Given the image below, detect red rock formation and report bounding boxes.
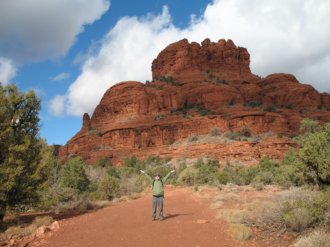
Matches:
[58,39,330,165]
[152,38,259,83]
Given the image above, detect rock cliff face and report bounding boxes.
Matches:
[152,38,259,83]
[58,39,330,165]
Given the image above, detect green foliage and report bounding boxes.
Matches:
[299,123,330,186]
[88,126,101,136]
[107,166,120,179]
[251,188,329,233]
[188,134,198,142]
[216,79,228,84]
[216,164,258,185]
[97,175,120,200]
[225,131,241,140]
[59,157,90,192]
[264,104,277,112]
[178,167,198,186]
[123,156,146,173]
[157,75,182,87]
[244,101,262,108]
[194,159,219,185]
[171,103,215,116]
[210,127,221,136]
[95,157,112,168]
[225,128,252,140]
[240,127,252,137]
[300,118,320,134]
[0,83,48,224]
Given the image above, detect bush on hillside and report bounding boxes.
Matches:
[248,188,329,232]
[210,127,221,136]
[178,167,198,186]
[59,157,90,192]
[97,174,120,200]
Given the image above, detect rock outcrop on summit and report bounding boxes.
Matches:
[58,39,330,165]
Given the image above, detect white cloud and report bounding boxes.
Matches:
[51,0,330,116]
[0,0,110,63]
[0,57,16,84]
[48,95,66,116]
[51,72,70,82]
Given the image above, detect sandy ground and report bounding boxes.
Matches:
[30,187,275,247]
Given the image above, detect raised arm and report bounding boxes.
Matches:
[140,170,153,183]
[162,170,175,183]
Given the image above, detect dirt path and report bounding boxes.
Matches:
[33,187,255,247]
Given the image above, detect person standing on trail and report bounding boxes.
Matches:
[140,169,175,221]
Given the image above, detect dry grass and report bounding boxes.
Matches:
[216,209,250,224]
[293,229,330,247]
[251,182,264,191]
[54,198,110,215]
[4,216,54,237]
[247,187,325,232]
[229,224,252,241]
[214,192,239,203]
[221,183,242,193]
[210,201,224,210]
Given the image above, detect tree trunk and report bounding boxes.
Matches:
[0,202,6,229]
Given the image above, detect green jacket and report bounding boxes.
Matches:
[144,172,173,196]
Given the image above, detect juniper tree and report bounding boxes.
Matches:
[0,83,47,226]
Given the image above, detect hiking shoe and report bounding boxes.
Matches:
[159,217,164,221]
[152,218,156,221]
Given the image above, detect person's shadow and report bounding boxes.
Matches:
[164,213,191,220]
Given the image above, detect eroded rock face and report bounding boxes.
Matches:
[58,39,330,165]
[152,38,259,83]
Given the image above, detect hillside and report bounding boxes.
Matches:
[58,38,330,164]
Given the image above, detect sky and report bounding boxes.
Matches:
[0,0,330,145]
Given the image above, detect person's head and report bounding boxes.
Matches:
[154,174,161,180]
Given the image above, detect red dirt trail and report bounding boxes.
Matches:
[32,187,261,247]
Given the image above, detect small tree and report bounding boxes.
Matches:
[98,174,120,200]
[59,157,90,192]
[299,124,330,186]
[0,84,46,226]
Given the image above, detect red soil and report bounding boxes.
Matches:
[30,187,283,247]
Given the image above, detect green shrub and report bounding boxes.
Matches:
[239,127,252,137]
[178,167,198,186]
[194,159,219,185]
[300,118,320,134]
[216,79,228,84]
[249,188,329,232]
[123,156,146,173]
[97,175,120,200]
[210,127,221,136]
[217,169,232,184]
[225,131,240,140]
[264,104,277,112]
[244,101,262,108]
[189,134,198,142]
[252,171,274,185]
[95,157,112,168]
[299,124,330,186]
[107,166,120,178]
[59,157,89,192]
[158,75,181,87]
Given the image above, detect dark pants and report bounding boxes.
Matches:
[152,195,164,219]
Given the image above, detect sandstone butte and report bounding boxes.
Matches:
[58,38,330,165]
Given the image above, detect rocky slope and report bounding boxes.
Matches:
[58,39,330,165]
